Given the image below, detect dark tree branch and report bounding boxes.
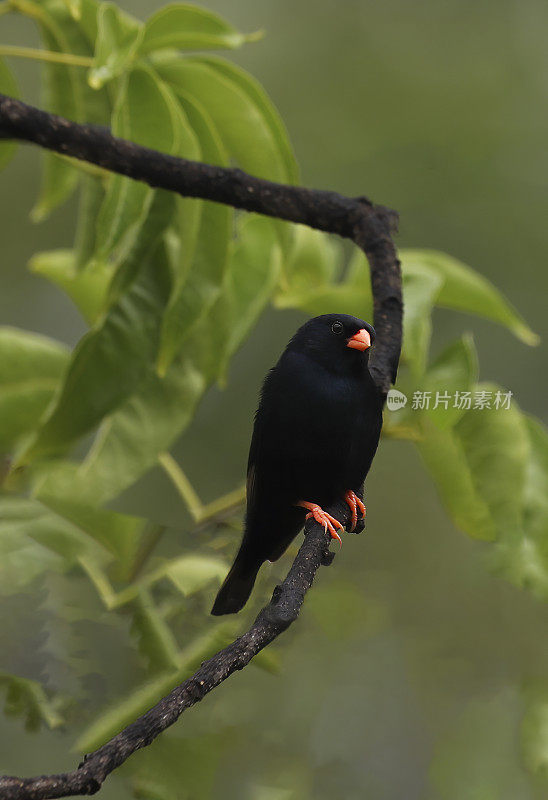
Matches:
[0,93,401,393]
[0,93,402,799]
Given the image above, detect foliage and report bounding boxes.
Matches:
[0,1,546,797]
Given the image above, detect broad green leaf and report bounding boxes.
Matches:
[88,1,143,89]
[418,419,496,541]
[64,0,82,19]
[523,417,548,543]
[456,384,528,534]
[158,91,231,374]
[20,241,172,461]
[30,249,111,324]
[14,0,110,219]
[400,263,443,378]
[193,215,282,385]
[50,218,280,506]
[278,225,340,295]
[106,190,178,307]
[492,416,548,597]
[401,249,539,346]
[422,335,478,428]
[0,498,67,593]
[14,0,82,220]
[222,215,283,367]
[141,3,252,54]
[166,554,228,597]
[0,673,63,731]
[275,246,372,321]
[94,66,199,270]
[0,58,19,170]
[75,620,236,752]
[39,357,206,506]
[0,496,111,570]
[35,475,144,566]
[74,175,105,269]
[199,56,298,184]
[75,0,101,44]
[131,589,181,673]
[156,56,297,184]
[0,327,69,454]
[418,383,529,542]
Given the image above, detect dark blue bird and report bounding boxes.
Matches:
[211,313,383,615]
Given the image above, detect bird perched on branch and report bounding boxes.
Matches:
[211,313,383,615]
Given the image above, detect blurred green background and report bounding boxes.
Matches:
[1,1,547,798]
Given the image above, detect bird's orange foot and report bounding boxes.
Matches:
[296,501,344,546]
[344,490,366,532]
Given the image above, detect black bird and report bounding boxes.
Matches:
[211,313,383,615]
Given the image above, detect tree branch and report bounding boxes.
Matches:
[0,93,401,393]
[0,93,402,798]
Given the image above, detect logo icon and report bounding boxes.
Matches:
[386,389,408,411]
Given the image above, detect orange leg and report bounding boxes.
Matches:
[344,490,366,532]
[296,500,344,546]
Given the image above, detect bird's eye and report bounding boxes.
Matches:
[331,321,344,335]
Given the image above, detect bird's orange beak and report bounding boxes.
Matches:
[346,328,371,351]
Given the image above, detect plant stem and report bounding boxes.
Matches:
[0,45,93,67]
[158,452,203,522]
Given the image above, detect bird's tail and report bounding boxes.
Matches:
[211,549,262,616]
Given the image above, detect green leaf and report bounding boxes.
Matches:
[418,383,529,542]
[140,3,253,54]
[401,249,539,346]
[417,419,496,541]
[50,217,281,506]
[0,58,19,170]
[400,263,443,378]
[199,56,298,184]
[523,417,548,542]
[278,225,340,294]
[166,554,228,597]
[0,498,67,593]
[0,327,69,454]
[73,175,105,269]
[221,216,283,368]
[88,1,143,89]
[35,476,144,566]
[20,240,172,461]
[422,335,478,428]
[156,55,297,184]
[17,0,82,220]
[15,0,110,219]
[38,357,206,506]
[190,215,283,386]
[94,66,199,270]
[275,245,371,321]
[0,672,63,731]
[157,92,231,374]
[0,496,111,571]
[492,416,548,598]
[30,249,111,324]
[62,0,82,19]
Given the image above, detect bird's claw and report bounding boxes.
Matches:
[344,490,366,532]
[297,501,344,547]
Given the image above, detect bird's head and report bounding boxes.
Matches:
[287,314,376,374]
